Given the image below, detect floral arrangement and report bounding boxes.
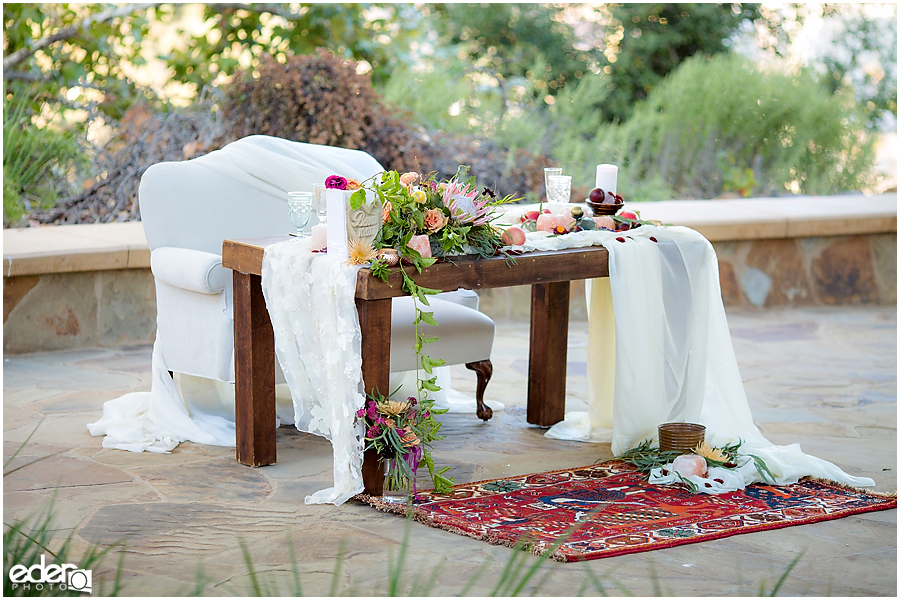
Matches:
[348,166,518,268]
[619,438,775,494]
[356,392,453,495]
[326,167,519,497]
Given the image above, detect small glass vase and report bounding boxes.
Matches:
[382,458,410,505]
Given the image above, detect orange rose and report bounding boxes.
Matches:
[382,201,392,224]
[346,178,361,190]
[423,208,449,233]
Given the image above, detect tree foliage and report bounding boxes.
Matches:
[600,2,760,123]
[423,3,600,96]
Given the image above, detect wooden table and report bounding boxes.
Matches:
[222,236,610,494]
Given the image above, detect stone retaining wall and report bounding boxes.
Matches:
[4,195,896,354]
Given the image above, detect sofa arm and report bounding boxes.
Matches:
[150,247,228,294]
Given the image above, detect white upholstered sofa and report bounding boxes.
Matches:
[139,135,496,423]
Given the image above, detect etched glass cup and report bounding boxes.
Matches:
[547,175,572,204]
[543,167,562,201]
[287,191,314,237]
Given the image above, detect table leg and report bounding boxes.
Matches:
[527,281,570,426]
[233,271,277,466]
[357,297,392,495]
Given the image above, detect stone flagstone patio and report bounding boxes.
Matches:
[2,306,896,596]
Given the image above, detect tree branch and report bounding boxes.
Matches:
[204,3,309,22]
[3,3,159,71]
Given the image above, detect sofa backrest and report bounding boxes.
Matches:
[139,135,385,254]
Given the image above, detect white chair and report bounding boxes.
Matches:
[139,135,496,426]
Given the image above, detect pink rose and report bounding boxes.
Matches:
[407,234,432,258]
[423,208,449,233]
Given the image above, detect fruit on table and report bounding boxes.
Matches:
[588,188,605,204]
[571,206,584,219]
[619,210,638,221]
[500,226,526,246]
[521,210,541,222]
[594,216,615,230]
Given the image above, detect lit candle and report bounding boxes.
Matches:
[310,224,327,250]
[595,164,618,195]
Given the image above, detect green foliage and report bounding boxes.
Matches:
[601,3,759,123]
[621,53,877,198]
[3,3,163,120]
[3,89,85,227]
[168,3,423,91]
[813,10,897,129]
[423,3,599,97]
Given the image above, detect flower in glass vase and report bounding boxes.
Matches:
[356,392,453,497]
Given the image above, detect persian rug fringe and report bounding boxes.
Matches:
[802,476,897,498]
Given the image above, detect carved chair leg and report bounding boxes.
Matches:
[465,359,494,421]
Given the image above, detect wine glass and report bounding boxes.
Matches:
[287,191,314,237]
[313,183,327,226]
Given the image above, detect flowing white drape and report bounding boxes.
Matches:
[538,224,874,489]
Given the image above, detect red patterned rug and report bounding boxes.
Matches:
[358,460,895,562]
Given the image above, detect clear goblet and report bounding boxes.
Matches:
[287,191,314,237]
[313,183,327,225]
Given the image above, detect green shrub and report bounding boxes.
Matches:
[3,89,85,227]
[603,53,878,198]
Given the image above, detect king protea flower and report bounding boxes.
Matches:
[441,181,492,225]
[693,441,729,462]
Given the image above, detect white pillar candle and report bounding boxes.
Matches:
[310,224,327,251]
[595,164,618,195]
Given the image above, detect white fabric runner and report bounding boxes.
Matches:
[531,223,875,489]
[260,236,367,505]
